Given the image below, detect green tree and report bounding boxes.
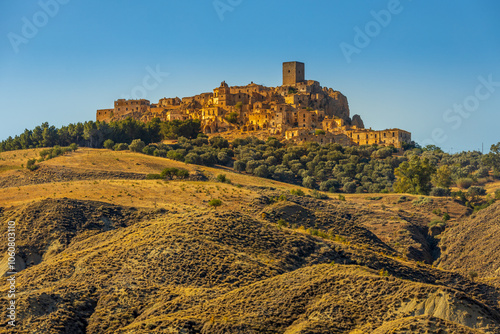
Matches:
[394,155,436,195]
[432,165,452,188]
[483,142,500,175]
[129,139,146,152]
[103,139,115,149]
[253,165,269,178]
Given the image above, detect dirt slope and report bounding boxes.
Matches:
[437,201,500,279]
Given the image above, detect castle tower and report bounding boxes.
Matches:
[283,61,305,86]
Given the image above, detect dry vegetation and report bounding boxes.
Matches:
[0,148,499,333]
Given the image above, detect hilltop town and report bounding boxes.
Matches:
[97,62,411,147]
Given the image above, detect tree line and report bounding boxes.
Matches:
[0,118,201,152]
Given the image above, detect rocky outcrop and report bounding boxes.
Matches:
[352,114,365,128]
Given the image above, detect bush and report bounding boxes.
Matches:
[343,182,357,194]
[114,143,129,151]
[442,212,451,221]
[146,173,162,179]
[103,139,115,150]
[166,150,185,161]
[412,196,433,206]
[476,166,490,178]
[129,139,146,153]
[161,167,189,179]
[254,165,269,178]
[467,186,486,202]
[26,159,38,171]
[69,143,78,151]
[302,176,316,189]
[208,199,222,208]
[338,194,346,201]
[184,152,201,164]
[495,189,500,200]
[216,174,230,183]
[290,189,305,196]
[430,187,451,197]
[456,178,474,189]
[142,145,156,155]
[234,160,246,172]
[311,190,328,199]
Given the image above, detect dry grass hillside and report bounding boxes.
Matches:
[437,201,500,280]
[0,148,499,333]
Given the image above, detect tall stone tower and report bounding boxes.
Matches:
[283,61,305,86]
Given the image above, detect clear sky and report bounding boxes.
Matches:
[1,0,499,152]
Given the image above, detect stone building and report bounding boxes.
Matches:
[97,62,411,148]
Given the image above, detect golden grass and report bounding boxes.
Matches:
[0,179,259,211]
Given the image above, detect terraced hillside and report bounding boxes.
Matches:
[0,148,499,333]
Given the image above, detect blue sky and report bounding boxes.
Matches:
[1,0,499,152]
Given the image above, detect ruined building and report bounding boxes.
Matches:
[97,62,411,147]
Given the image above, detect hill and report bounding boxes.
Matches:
[437,201,500,280]
[0,148,499,333]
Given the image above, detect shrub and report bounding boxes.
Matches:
[467,186,486,202]
[495,189,500,200]
[290,189,305,196]
[442,212,451,221]
[176,169,189,179]
[160,167,189,179]
[338,194,346,201]
[129,139,146,152]
[26,159,38,171]
[311,190,328,199]
[254,165,269,178]
[343,182,357,194]
[456,178,474,189]
[142,145,156,155]
[166,150,185,161]
[451,190,467,203]
[302,176,316,189]
[476,167,490,178]
[216,174,230,183]
[208,199,222,209]
[430,187,451,197]
[114,143,129,151]
[103,139,115,150]
[69,143,78,151]
[184,152,201,164]
[146,173,162,179]
[412,196,433,206]
[234,160,246,172]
